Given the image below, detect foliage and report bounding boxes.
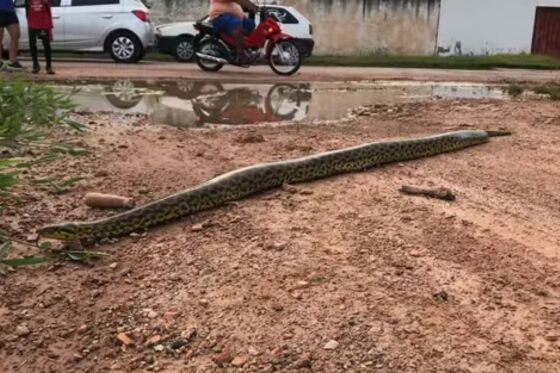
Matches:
[306,53,560,70]
[0,79,85,193]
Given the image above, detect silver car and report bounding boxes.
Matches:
[3,0,155,63]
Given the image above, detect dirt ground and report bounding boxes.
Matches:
[2,93,560,373]
[27,60,560,83]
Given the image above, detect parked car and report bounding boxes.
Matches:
[155,5,314,62]
[2,0,156,63]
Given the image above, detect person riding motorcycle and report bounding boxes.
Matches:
[208,0,258,65]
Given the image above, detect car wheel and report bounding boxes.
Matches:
[107,31,143,63]
[174,36,194,62]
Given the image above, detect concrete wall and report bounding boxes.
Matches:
[437,0,560,55]
[150,0,441,55]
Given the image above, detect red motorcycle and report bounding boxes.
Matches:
[193,10,302,76]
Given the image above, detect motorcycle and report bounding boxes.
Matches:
[193,9,303,76]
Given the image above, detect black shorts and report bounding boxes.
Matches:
[0,11,19,28]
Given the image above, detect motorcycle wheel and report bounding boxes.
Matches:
[268,40,302,76]
[196,39,225,72]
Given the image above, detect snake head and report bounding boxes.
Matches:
[37,223,79,242]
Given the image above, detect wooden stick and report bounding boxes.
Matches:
[399,185,456,201]
[84,193,135,209]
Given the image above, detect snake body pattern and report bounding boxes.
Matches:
[37,130,509,245]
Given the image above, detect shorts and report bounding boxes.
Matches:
[0,11,18,28]
[212,13,255,34]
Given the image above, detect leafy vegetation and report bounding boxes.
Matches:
[0,79,85,194]
[0,79,90,269]
[306,54,560,70]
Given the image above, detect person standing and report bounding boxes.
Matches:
[26,0,54,74]
[0,0,23,70]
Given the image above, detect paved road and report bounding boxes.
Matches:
[27,59,560,83]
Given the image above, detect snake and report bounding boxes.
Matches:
[37,129,510,246]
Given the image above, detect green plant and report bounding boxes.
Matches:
[534,82,560,100]
[0,79,91,269]
[0,79,85,193]
[506,84,525,97]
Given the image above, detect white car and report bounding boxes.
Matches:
[3,0,156,63]
[155,5,314,62]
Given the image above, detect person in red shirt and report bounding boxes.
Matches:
[25,0,54,74]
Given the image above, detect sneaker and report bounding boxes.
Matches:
[6,60,24,71]
[46,67,55,75]
[32,65,40,74]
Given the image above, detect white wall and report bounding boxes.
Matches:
[437,0,560,55]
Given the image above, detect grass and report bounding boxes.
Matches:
[305,54,560,70]
[534,83,560,100]
[21,50,560,70]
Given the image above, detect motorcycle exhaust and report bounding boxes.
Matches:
[196,53,229,64]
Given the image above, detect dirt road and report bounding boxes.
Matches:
[30,60,560,83]
[1,94,560,372]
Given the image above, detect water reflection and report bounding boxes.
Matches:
[60,79,513,128]
[69,80,312,127]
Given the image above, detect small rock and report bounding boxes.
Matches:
[117,332,133,346]
[147,310,158,319]
[147,335,162,345]
[109,262,118,269]
[170,338,189,350]
[545,334,560,342]
[272,303,284,312]
[282,183,299,194]
[409,250,422,257]
[433,290,449,303]
[153,344,165,352]
[212,350,233,365]
[163,311,179,322]
[191,224,204,232]
[231,355,248,367]
[16,324,31,337]
[181,327,197,341]
[199,299,209,307]
[247,346,259,356]
[77,324,89,334]
[143,354,155,364]
[294,352,312,368]
[268,242,285,251]
[323,340,339,350]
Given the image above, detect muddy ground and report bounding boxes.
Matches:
[1,94,560,373]
[29,60,560,84]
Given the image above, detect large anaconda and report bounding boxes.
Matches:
[37,129,509,245]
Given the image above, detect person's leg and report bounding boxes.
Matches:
[6,16,20,63]
[0,27,4,66]
[29,29,40,72]
[43,32,54,74]
[242,17,255,34]
[212,14,245,63]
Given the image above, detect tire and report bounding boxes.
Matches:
[174,36,195,62]
[268,40,302,76]
[106,31,143,63]
[195,39,225,72]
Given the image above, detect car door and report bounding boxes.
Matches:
[64,0,121,50]
[11,0,65,50]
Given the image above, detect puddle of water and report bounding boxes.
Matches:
[54,80,513,128]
